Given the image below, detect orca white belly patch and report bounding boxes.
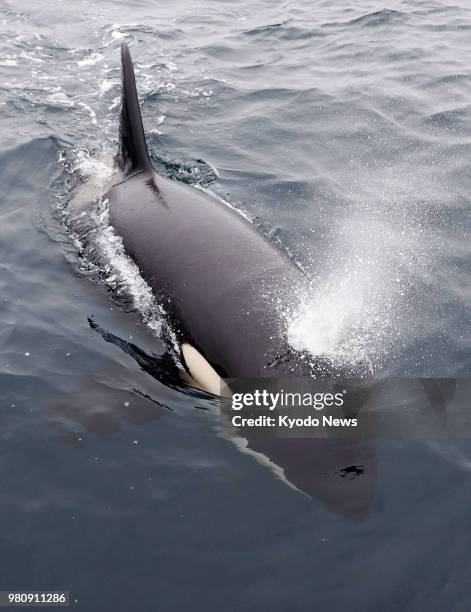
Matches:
[181,343,223,395]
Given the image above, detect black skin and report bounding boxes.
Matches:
[90,44,453,520]
[109,42,369,381]
[107,167,308,378]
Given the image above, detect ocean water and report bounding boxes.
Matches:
[1,0,471,610]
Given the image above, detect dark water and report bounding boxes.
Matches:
[1,0,471,610]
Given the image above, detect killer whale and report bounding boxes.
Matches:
[106,42,324,392]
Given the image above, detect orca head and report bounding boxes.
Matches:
[266,346,373,383]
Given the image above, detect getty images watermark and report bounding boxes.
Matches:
[231,388,355,430]
[219,377,470,439]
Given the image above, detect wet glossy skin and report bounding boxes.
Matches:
[108,168,307,378]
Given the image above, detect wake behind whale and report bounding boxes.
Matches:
[59,43,443,515]
[69,42,367,393]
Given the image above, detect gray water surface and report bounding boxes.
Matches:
[0,1,471,610]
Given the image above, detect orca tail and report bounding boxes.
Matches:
[116,42,153,175]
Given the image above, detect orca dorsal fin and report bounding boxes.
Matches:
[116,42,153,175]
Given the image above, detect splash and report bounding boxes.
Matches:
[62,149,167,340]
[287,267,392,370]
[287,188,436,373]
[71,148,115,191]
[87,197,164,335]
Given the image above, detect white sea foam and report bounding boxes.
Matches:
[48,88,74,107]
[66,149,436,377]
[67,149,166,338]
[111,30,127,40]
[99,79,116,96]
[71,149,115,193]
[90,199,164,335]
[77,53,104,67]
[78,101,97,125]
